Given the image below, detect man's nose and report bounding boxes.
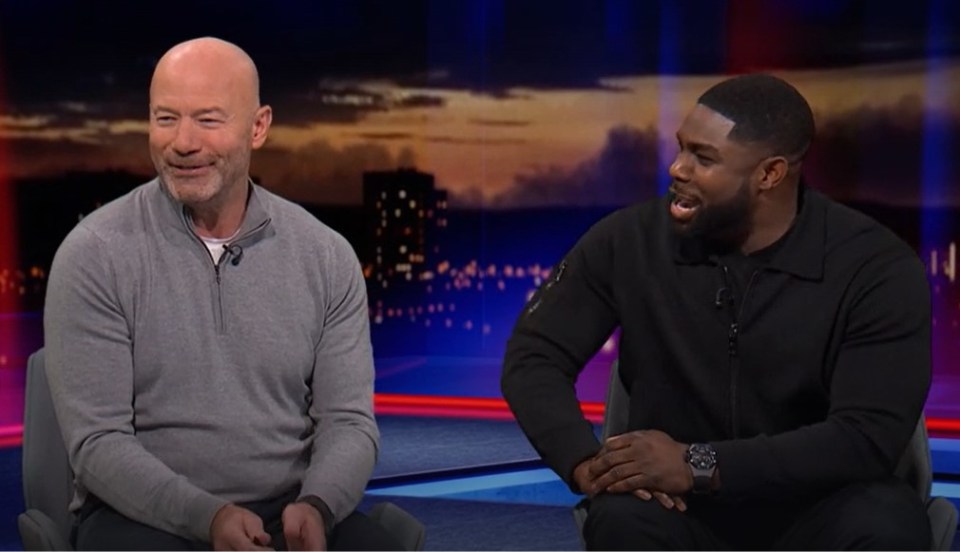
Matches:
[669,153,690,182]
[171,121,201,155]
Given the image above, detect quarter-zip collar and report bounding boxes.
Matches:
[154,178,275,252]
[671,182,825,281]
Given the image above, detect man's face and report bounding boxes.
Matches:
[668,104,764,246]
[148,61,266,209]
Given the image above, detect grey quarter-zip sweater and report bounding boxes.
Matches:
[44,179,378,541]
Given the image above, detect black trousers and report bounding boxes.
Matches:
[583,477,932,551]
[73,490,403,551]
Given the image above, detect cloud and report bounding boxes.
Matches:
[468,118,531,127]
[0,103,148,147]
[251,140,418,205]
[1,127,416,208]
[465,89,535,101]
[489,125,662,208]
[270,85,446,127]
[6,81,446,133]
[395,94,445,109]
[806,94,960,206]
[5,94,147,127]
[59,101,91,114]
[447,186,485,208]
[477,95,960,210]
[424,136,526,146]
[2,134,151,179]
[354,132,414,141]
[0,115,53,129]
[0,116,149,146]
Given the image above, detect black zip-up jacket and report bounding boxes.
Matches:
[502,186,931,502]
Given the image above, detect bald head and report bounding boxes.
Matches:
[148,37,272,225]
[151,37,261,112]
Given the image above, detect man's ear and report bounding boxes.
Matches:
[251,105,273,149]
[757,156,789,191]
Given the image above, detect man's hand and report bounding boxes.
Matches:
[282,502,328,551]
[573,457,596,496]
[575,451,687,512]
[634,489,688,512]
[589,430,692,496]
[210,504,273,551]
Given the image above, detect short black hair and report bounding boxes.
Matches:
[698,73,815,160]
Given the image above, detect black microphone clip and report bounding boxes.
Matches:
[714,287,732,309]
[224,244,244,266]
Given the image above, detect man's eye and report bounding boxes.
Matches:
[696,154,715,166]
[155,116,176,124]
[199,118,224,126]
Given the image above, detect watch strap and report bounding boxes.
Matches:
[685,443,717,495]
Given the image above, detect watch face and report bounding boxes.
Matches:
[687,444,717,469]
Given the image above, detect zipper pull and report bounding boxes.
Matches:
[728,323,739,356]
[526,260,567,316]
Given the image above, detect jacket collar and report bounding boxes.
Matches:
[154,177,275,248]
[671,182,825,280]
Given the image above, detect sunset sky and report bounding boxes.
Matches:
[2,1,958,207]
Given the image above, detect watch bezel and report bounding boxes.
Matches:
[685,443,717,494]
[686,443,717,469]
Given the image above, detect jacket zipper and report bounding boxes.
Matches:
[214,261,225,334]
[187,218,272,335]
[720,264,760,438]
[526,260,567,316]
[213,219,271,334]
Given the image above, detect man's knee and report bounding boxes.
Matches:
[583,493,697,551]
[786,478,932,550]
[75,500,197,551]
[843,479,931,550]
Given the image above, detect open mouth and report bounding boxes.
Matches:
[669,186,702,222]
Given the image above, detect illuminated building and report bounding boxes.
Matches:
[363,168,447,287]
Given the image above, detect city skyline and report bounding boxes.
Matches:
[2,2,959,209]
[3,60,959,209]
[5,169,960,360]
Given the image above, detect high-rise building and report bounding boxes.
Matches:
[363,168,447,287]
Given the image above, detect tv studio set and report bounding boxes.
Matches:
[1,1,959,550]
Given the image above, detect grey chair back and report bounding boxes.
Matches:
[895,413,933,503]
[19,348,74,550]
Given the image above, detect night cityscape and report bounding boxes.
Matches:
[2,168,958,381]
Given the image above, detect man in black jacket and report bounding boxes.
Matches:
[501,74,932,550]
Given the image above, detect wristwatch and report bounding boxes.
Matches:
[684,443,717,494]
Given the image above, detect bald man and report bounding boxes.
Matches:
[44,37,399,550]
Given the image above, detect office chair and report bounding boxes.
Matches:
[18,348,426,551]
